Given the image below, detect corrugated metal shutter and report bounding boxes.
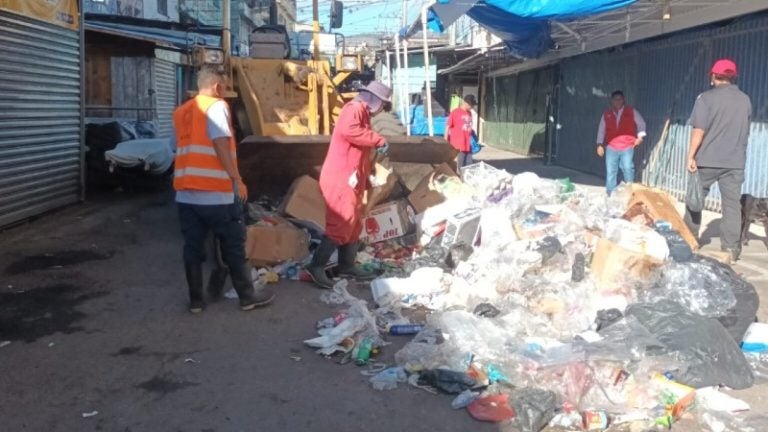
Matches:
[482,67,557,155]
[0,11,82,227]
[154,59,176,137]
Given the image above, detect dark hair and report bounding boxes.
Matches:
[611,90,624,98]
[713,73,735,83]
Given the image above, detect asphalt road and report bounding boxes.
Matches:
[1,152,766,431]
[0,190,498,432]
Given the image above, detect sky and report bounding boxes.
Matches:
[295,0,422,36]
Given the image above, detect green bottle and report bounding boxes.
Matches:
[355,337,373,366]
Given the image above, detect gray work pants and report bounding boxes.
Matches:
[684,167,745,250]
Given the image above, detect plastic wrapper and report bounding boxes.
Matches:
[625,301,754,390]
[511,387,559,432]
[646,256,758,342]
[646,257,737,318]
[698,410,768,432]
[369,367,408,391]
[451,389,480,409]
[306,280,381,353]
[467,394,516,422]
[417,369,478,394]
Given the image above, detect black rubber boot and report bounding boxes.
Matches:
[337,242,377,281]
[230,263,274,310]
[184,262,205,314]
[207,236,229,301]
[306,237,337,289]
[207,267,229,301]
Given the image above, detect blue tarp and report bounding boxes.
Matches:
[409,0,637,58]
[483,0,636,20]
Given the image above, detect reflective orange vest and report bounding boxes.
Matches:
[172,95,236,193]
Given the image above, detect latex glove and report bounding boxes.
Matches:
[377,142,390,155]
[596,145,605,158]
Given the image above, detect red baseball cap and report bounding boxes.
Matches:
[711,59,738,77]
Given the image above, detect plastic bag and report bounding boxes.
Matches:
[369,367,408,391]
[470,131,481,154]
[646,258,737,318]
[417,369,477,394]
[625,302,754,390]
[510,387,558,432]
[687,171,705,212]
[467,394,516,422]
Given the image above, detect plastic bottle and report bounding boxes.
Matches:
[355,337,373,365]
[388,324,424,335]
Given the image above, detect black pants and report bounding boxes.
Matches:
[457,151,474,171]
[684,167,745,250]
[178,202,246,270]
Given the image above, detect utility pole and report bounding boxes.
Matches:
[312,0,320,61]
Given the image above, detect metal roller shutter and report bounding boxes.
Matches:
[0,10,82,227]
[154,59,177,138]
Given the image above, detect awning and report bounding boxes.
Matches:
[85,21,220,50]
[402,0,637,58]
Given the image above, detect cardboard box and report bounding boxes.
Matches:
[364,161,399,213]
[628,185,699,250]
[280,175,326,231]
[362,200,415,244]
[590,237,663,291]
[246,217,310,266]
[408,163,460,214]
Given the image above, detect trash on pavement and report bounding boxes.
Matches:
[245,216,310,266]
[467,394,516,422]
[280,175,326,232]
[369,366,408,390]
[294,161,761,431]
[81,411,98,418]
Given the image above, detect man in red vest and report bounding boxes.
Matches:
[596,90,647,194]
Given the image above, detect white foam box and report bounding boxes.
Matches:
[441,207,482,248]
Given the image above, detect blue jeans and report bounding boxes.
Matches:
[457,152,474,171]
[605,146,634,194]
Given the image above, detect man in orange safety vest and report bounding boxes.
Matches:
[172,66,274,313]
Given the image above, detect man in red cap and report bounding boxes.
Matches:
[306,81,391,288]
[685,59,752,261]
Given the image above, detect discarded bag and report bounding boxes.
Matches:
[418,369,478,394]
[467,394,515,422]
[686,171,705,212]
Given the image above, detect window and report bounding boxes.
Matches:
[158,0,168,16]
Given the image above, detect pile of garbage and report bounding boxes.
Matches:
[296,162,768,432]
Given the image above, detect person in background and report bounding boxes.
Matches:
[306,81,392,289]
[596,90,647,194]
[685,59,752,261]
[172,66,274,313]
[445,94,477,172]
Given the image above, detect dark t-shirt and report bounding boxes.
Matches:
[689,84,752,169]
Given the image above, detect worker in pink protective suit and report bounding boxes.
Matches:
[306,81,392,289]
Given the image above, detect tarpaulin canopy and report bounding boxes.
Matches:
[402,0,637,58]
